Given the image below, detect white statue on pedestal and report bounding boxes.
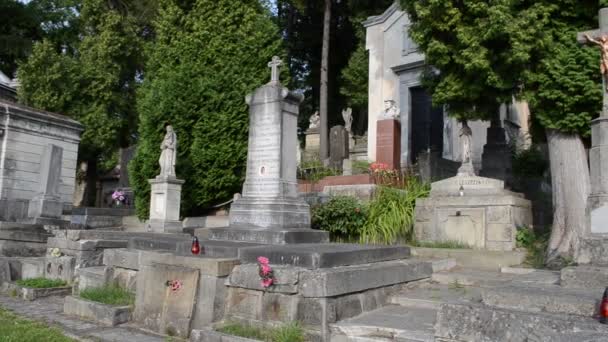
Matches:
[378,100,400,120]
[309,111,320,130]
[457,120,475,176]
[159,125,177,178]
[342,107,353,133]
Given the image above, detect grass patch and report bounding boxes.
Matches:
[79,285,134,306]
[15,278,67,289]
[217,322,305,342]
[0,306,75,341]
[411,240,472,249]
[516,227,549,269]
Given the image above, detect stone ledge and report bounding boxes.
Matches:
[410,247,526,271]
[103,249,141,270]
[47,238,127,251]
[561,266,608,290]
[482,284,600,317]
[299,259,432,297]
[190,328,260,342]
[238,243,410,269]
[71,207,135,217]
[63,295,132,326]
[2,282,72,301]
[209,227,329,245]
[139,250,239,277]
[436,302,608,342]
[227,264,301,294]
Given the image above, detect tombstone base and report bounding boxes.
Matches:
[376,119,401,170]
[228,196,311,229]
[208,227,328,245]
[147,219,183,234]
[27,195,63,219]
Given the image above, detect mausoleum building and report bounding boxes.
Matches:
[364,3,531,170]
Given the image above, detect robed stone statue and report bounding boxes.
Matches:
[159,125,177,178]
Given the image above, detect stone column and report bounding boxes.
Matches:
[588,117,608,234]
[481,112,512,183]
[304,128,320,163]
[376,118,401,170]
[28,144,63,220]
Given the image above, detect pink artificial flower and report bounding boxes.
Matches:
[260,264,271,276]
[261,278,274,288]
[257,256,270,265]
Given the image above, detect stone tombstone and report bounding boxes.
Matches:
[415,175,532,251]
[148,126,185,233]
[28,144,63,219]
[376,119,401,170]
[329,125,349,170]
[228,56,311,229]
[134,264,199,338]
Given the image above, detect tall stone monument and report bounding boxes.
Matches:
[220,56,327,243]
[147,125,185,233]
[576,9,608,264]
[27,144,64,222]
[376,100,401,170]
[329,125,349,170]
[415,126,532,251]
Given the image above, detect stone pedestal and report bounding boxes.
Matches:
[588,117,608,234]
[147,176,185,233]
[415,175,532,251]
[376,119,401,170]
[303,128,320,163]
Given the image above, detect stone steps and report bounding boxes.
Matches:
[482,284,601,317]
[431,268,559,287]
[389,282,482,310]
[330,305,436,342]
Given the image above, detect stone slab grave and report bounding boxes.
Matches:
[70,207,136,229]
[415,173,532,251]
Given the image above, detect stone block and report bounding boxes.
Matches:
[482,285,599,317]
[487,206,511,224]
[139,250,238,276]
[0,240,47,257]
[3,282,72,300]
[134,264,199,338]
[561,266,608,289]
[410,247,526,271]
[296,297,337,326]
[127,235,190,252]
[20,257,45,279]
[64,295,131,326]
[0,259,9,284]
[44,256,75,282]
[148,177,184,224]
[77,266,110,292]
[191,328,260,342]
[335,294,363,321]
[238,244,410,269]
[227,264,300,294]
[103,248,141,270]
[226,287,263,320]
[261,292,297,322]
[111,267,137,292]
[577,237,608,266]
[209,227,329,245]
[299,260,432,297]
[486,224,513,242]
[228,198,311,230]
[376,119,401,170]
[435,302,608,342]
[191,275,227,329]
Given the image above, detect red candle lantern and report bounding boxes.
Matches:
[191,237,201,255]
[600,287,608,324]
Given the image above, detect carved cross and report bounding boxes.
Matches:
[578,8,608,116]
[268,56,283,83]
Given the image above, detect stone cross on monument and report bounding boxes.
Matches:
[578,8,608,115]
[577,7,608,239]
[268,56,282,83]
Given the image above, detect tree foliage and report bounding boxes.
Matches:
[130,0,285,218]
[400,0,600,127]
[18,0,144,167]
[0,0,43,76]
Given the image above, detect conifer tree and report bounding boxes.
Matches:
[130,0,285,218]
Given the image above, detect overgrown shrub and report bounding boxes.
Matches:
[312,196,367,242]
[360,178,430,245]
[512,147,548,179]
[130,0,285,219]
[516,226,549,269]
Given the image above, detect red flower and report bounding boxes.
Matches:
[261,278,274,288]
[257,256,270,265]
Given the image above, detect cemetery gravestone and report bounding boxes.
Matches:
[376,100,401,170]
[329,125,349,170]
[27,144,64,221]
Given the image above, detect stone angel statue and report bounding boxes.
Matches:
[342,107,353,133]
[309,111,320,130]
[159,125,177,178]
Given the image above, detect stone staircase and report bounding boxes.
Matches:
[330,267,608,342]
